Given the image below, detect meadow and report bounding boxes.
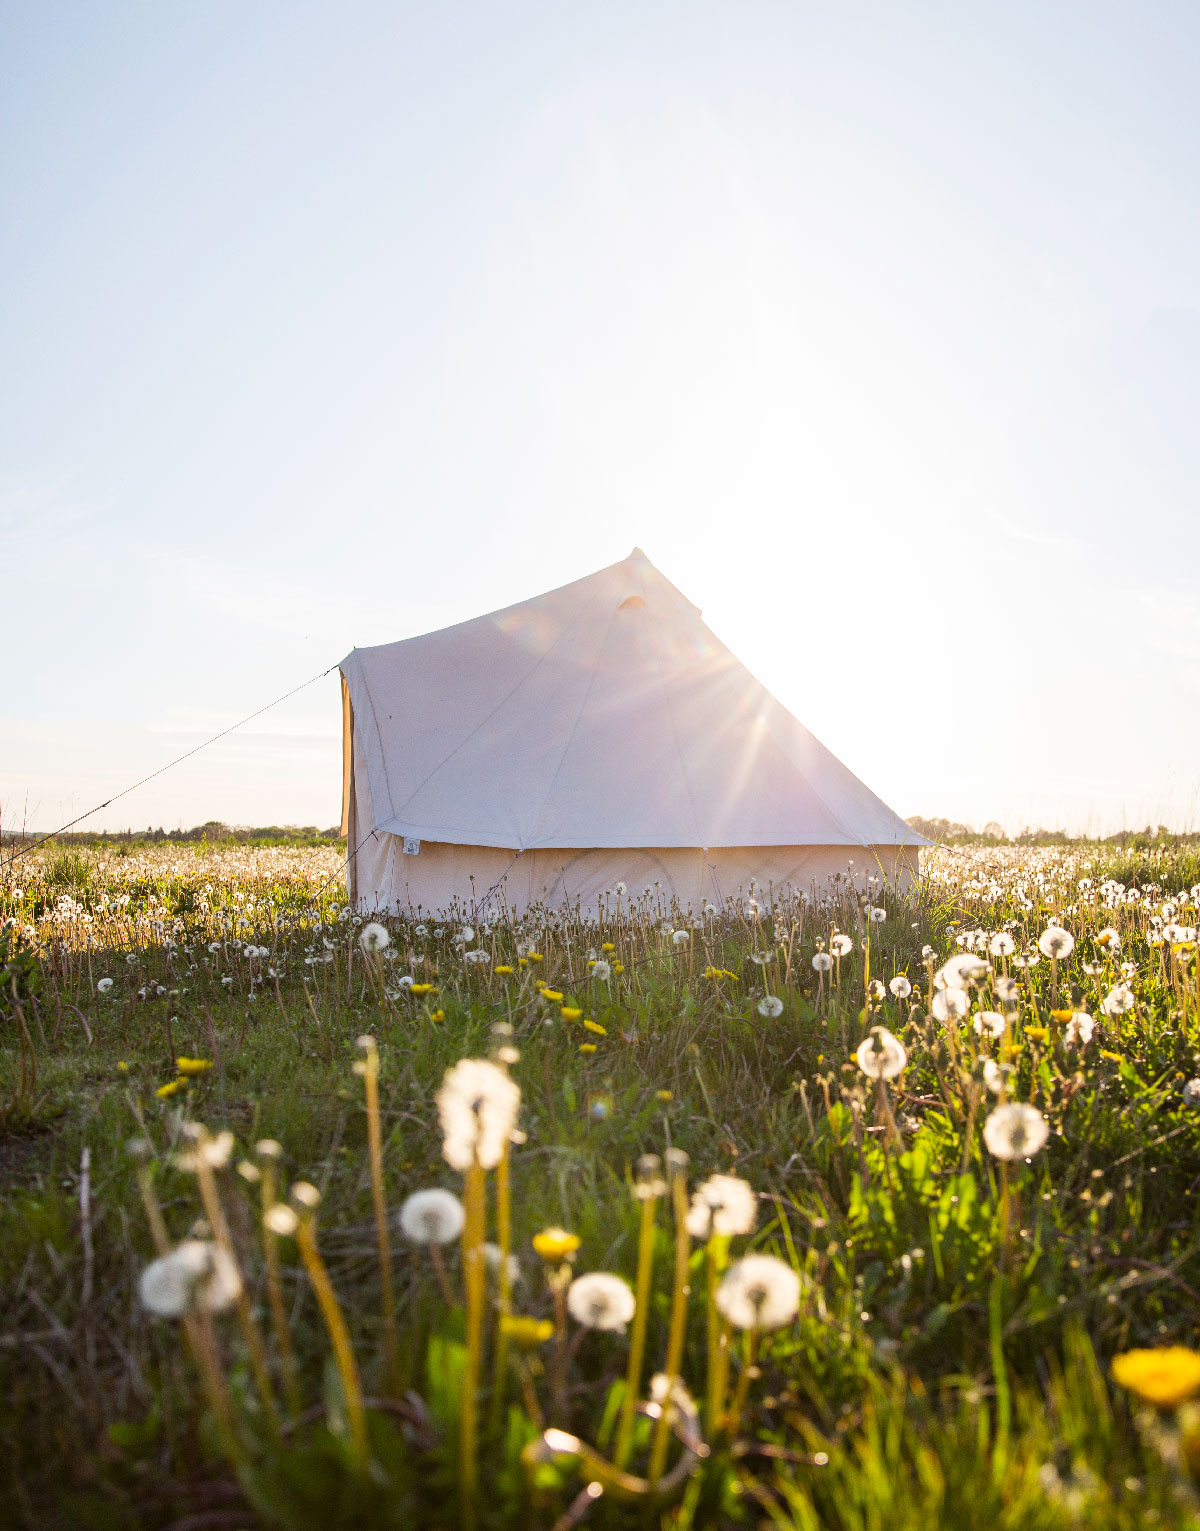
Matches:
[3,839,1200,1529]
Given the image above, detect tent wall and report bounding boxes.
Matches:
[348,826,918,918]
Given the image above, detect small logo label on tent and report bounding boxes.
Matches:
[403,838,421,856]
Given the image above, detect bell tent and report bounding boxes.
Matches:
[338,549,923,916]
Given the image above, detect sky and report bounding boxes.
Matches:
[3,1,1199,839]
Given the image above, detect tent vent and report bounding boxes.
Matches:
[618,595,646,610]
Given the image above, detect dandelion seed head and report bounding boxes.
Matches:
[567,1271,636,1332]
[436,1057,521,1171]
[685,1173,758,1239]
[856,1026,907,1080]
[399,1187,465,1245]
[715,1254,802,1330]
[983,1102,1049,1161]
[139,1240,241,1318]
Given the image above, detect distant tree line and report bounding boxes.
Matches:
[0,820,342,849]
[907,816,1199,849]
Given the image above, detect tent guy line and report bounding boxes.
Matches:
[4,663,340,863]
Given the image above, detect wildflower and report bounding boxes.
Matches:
[973,1011,1006,1039]
[868,906,887,923]
[757,995,784,1018]
[1038,927,1075,960]
[436,1058,521,1171]
[635,1154,667,1198]
[938,954,991,988]
[931,986,970,1023]
[500,1314,553,1347]
[602,942,616,952]
[560,1006,582,1020]
[117,1061,129,1074]
[567,1271,636,1332]
[989,933,1015,957]
[139,1240,242,1318]
[410,983,435,996]
[1024,1025,1049,1042]
[812,952,832,973]
[983,1102,1049,1161]
[856,1026,907,1080]
[540,988,564,1002]
[1102,983,1135,1016]
[685,1174,758,1239]
[175,1057,213,1077]
[1095,927,1122,952]
[399,1188,466,1244]
[889,975,912,999]
[264,1203,298,1236]
[464,950,490,966]
[830,934,853,957]
[590,960,612,981]
[156,1080,185,1099]
[527,952,543,963]
[867,979,886,1001]
[1063,1013,1095,1049]
[582,1019,606,1035]
[495,964,514,975]
[579,1043,597,1054]
[1183,1079,1200,1105]
[459,926,475,944]
[1112,1348,1200,1410]
[983,1058,1008,1094]
[672,929,690,946]
[533,1227,580,1262]
[715,1254,802,1330]
[613,963,625,974]
[655,1089,673,1103]
[176,1128,234,1172]
[483,1242,522,1285]
[994,975,1020,1004]
[96,977,114,994]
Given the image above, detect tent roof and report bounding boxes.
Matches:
[340,549,926,852]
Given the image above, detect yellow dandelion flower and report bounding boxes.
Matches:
[583,1019,607,1036]
[533,1227,580,1262]
[560,1007,583,1020]
[541,989,564,1003]
[613,963,625,974]
[656,1089,673,1102]
[430,1009,444,1022]
[495,964,514,975]
[528,952,544,963]
[156,1079,185,1099]
[410,983,435,996]
[601,943,615,953]
[500,1314,554,1348]
[518,958,528,967]
[1025,1026,1049,1042]
[117,1061,129,1074]
[1100,1049,1123,1062]
[176,1057,213,1076]
[579,1042,597,1054]
[1049,1008,1074,1024]
[1113,1348,1200,1409]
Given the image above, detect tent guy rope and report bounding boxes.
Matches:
[5,664,339,863]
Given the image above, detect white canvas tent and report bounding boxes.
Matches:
[339,549,924,916]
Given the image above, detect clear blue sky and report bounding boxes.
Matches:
[3,2,1198,836]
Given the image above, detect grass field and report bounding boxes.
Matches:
[4,840,1200,1529]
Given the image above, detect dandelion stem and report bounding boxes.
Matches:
[259,1163,302,1422]
[295,1210,369,1472]
[647,1154,690,1483]
[360,1041,399,1392]
[489,1143,513,1431]
[460,1157,487,1531]
[614,1188,658,1470]
[704,1235,731,1436]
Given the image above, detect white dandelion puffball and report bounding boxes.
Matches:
[983,1058,1006,1095]
[888,975,912,999]
[139,1240,242,1318]
[938,954,991,988]
[399,1188,465,1244]
[856,1027,907,1080]
[591,959,612,981]
[715,1254,802,1331]
[264,1203,299,1237]
[359,922,391,954]
[1038,927,1075,961]
[989,932,1016,957]
[869,906,887,923]
[1095,927,1122,953]
[96,977,114,994]
[1183,1079,1200,1105]
[812,951,832,973]
[1063,1013,1094,1050]
[685,1174,758,1240]
[757,995,784,1018]
[1102,983,1135,1016]
[672,929,690,947]
[830,933,853,957]
[567,1271,636,1332]
[436,1058,521,1171]
[973,1011,1006,1039]
[931,986,971,1023]
[983,1103,1049,1162]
